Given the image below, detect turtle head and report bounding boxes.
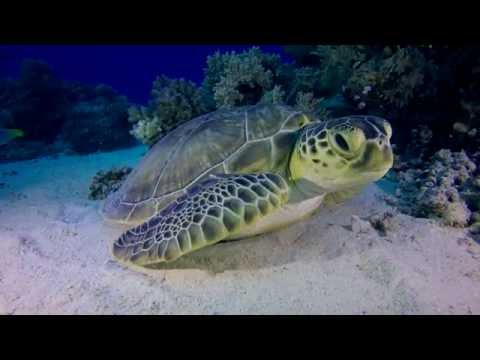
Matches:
[289,116,394,193]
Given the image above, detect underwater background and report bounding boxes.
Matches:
[2,44,480,314]
[1,44,479,239]
[0,45,289,104]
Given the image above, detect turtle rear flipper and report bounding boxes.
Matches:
[112,173,289,267]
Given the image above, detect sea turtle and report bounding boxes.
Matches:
[102,104,393,267]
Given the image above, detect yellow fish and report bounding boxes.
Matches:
[0,128,24,145]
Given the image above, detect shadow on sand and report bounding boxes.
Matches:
[141,205,380,274]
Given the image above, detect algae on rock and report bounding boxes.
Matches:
[89,167,133,200]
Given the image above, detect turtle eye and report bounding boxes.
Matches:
[334,134,349,152]
[330,128,365,157]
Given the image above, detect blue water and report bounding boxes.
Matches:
[0,45,289,104]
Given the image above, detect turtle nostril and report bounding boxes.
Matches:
[335,134,350,152]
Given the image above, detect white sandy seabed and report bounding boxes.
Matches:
[0,145,479,315]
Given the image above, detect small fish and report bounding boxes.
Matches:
[0,128,24,146]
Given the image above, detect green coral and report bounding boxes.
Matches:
[283,66,322,104]
[259,85,285,105]
[129,75,207,146]
[346,46,437,110]
[200,46,355,116]
[202,47,281,109]
[128,107,161,146]
[378,47,436,108]
[311,45,367,95]
[281,45,440,113]
[294,92,331,121]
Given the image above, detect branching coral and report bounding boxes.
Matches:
[129,75,207,146]
[311,45,367,96]
[283,66,322,104]
[346,46,437,110]
[201,46,367,116]
[293,92,331,121]
[294,92,321,113]
[379,47,436,108]
[202,47,281,108]
[259,85,285,105]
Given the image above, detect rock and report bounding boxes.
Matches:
[351,215,373,235]
[369,211,396,236]
[392,149,477,228]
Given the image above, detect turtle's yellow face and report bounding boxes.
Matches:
[290,116,394,192]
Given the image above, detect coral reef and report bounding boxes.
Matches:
[129,75,207,146]
[0,59,68,144]
[344,46,438,112]
[259,85,285,105]
[199,46,358,117]
[0,59,133,161]
[294,92,322,113]
[60,85,133,153]
[88,167,132,200]
[293,92,331,121]
[394,149,478,227]
[202,47,281,109]
[312,45,366,96]
[282,45,480,153]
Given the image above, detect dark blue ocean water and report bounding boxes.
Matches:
[0,45,288,104]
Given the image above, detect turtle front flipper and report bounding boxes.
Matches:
[112,173,289,267]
